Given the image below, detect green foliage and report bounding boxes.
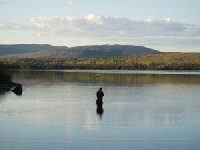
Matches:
[0,53,199,70]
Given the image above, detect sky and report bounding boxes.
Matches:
[0,0,200,52]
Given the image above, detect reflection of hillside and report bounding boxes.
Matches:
[11,70,200,85]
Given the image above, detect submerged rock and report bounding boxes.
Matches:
[12,84,23,95]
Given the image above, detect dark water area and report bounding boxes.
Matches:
[0,70,200,150]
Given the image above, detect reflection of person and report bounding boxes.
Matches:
[96,105,104,119]
[96,87,104,105]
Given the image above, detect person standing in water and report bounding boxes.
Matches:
[96,87,104,105]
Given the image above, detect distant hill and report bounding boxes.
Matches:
[0,44,68,56]
[0,44,160,58]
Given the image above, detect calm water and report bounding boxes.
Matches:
[0,70,200,150]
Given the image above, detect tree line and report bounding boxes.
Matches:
[0,53,199,70]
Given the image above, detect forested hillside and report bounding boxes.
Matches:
[0,44,67,56]
[0,44,160,58]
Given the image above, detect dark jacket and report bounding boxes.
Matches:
[96,89,104,100]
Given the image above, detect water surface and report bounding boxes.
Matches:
[0,70,200,150]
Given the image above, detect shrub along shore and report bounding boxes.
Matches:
[0,53,199,70]
[0,72,21,92]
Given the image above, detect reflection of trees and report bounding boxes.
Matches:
[0,90,11,102]
[10,71,200,85]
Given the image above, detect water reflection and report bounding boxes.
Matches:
[0,90,10,101]
[96,105,104,119]
[0,70,199,150]
[9,70,200,85]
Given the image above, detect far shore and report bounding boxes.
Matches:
[0,53,199,71]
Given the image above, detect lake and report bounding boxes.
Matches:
[0,70,200,150]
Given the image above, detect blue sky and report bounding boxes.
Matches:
[0,0,200,52]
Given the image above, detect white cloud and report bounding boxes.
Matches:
[0,21,24,30]
[67,0,74,5]
[85,14,104,25]
[164,17,173,23]
[1,14,200,51]
[26,14,200,38]
[36,33,41,37]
